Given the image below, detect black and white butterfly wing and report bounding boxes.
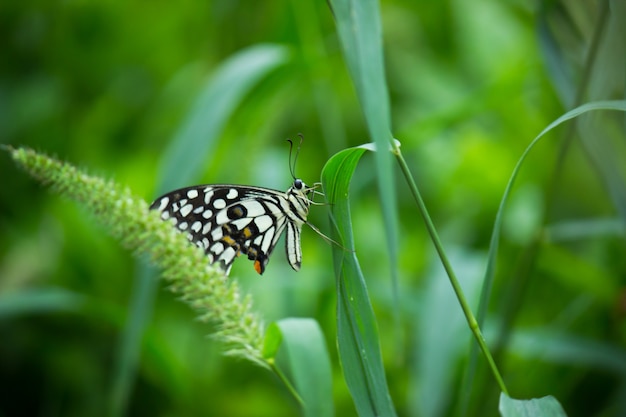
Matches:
[150,182,311,275]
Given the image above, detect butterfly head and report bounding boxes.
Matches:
[288,178,314,213]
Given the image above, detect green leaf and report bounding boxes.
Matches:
[469,100,626,417]
[476,100,626,328]
[499,393,568,417]
[479,100,626,329]
[321,145,397,417]
[274,318,334,417]
[156,43,290,192]
[327,0,399,301]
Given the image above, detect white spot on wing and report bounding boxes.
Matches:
[202,209,213,219]
[180,204,193,217]
[211,227,223,240]
[210,241,225,254]
[161,211,170,220]
[213,198,226,209]
[226,189,238,199]
[187,189,199,199]
[158,197,169,211]
[202,222,212,235]
[179,222,188,230]
[204,189,214,205]
[191,221,202,232]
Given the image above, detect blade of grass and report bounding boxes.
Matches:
[263,319,334,417]
[394,146,509,396]
[481,100,626,332]
[322,145,397,417]
[327,0,399,314]
[577,2,626,223]
[156,44,290,192]
[462,99,626,409]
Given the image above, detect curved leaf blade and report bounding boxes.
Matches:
[274,318,334,417]
[322,146,397,417]
[469,100,626,417]
[156,43,290,193]
[483,100,626,308]
[327,0,399,301]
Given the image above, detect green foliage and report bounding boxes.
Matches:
[2,1,626,417]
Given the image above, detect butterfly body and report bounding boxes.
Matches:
[150,179,313,275]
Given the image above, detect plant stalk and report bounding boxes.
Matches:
[269,361,305,406]
[393,146,509,396]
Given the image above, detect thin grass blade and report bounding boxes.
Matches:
[327,0,399,304]
[482,100,626,322]
[469,100,626,416]
[157,44,290,192]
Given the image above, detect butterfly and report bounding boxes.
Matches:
[150,139,318,275]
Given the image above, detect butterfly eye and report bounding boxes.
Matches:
[294,179,303,189]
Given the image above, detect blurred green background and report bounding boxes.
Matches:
[1,1,625,416]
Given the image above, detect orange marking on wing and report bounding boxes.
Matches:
[254,260,262,275]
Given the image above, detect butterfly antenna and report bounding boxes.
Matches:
[287,133,305,180]
[287,138,295,179]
